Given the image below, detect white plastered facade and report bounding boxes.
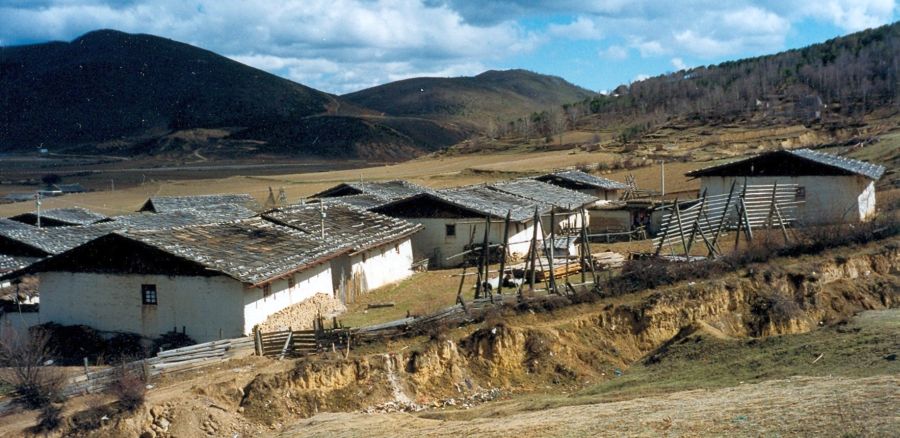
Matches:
[405,218,542,268]
[39,262,333,343]
[698,175,877,225]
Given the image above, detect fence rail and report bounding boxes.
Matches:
[61,336,254,397]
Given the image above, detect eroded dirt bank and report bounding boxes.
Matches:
[238,239,900,426]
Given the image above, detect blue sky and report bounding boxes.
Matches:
[1,1,897,94]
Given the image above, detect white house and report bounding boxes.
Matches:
[15,218,348,343]
[261,202,423,303]
[373,186,548,268]
[686,149,886,225]
[487,179,597,233]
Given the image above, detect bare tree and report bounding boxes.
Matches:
[0,329,66,408]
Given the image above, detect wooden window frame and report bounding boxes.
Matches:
[141,284,157,305]
[445,224,456,237]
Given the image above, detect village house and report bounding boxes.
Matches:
[138,193,260,213]
[311,180,431,210]
[261,202,422,303]
[685,149,886,224]
[535,170,628,201]
[487,179,597,232]
[373,186,548,268]
[9,207,110,227]
[12,218,348,343]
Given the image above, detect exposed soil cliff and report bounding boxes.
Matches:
[238,239,900,425]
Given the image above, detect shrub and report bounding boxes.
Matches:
[151,331,195,354]
[0,330,67,409]
[33,323,106,365]
[108,363,146,412]
[104,333,146,363]
[32,403,64,433]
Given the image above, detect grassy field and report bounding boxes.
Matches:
[0,148,634,216]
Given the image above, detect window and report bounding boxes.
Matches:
[445,224,456,237]
[141,284,157,305]
[262,284,271,298]
[288,277,295,288]
[394,244,400,254]
[795,186,806,201]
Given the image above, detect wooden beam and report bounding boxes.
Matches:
[497,210,511,297]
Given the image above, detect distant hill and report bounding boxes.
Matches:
[580,22,899,128]
[0,30,468,160]
[342,69,596,127]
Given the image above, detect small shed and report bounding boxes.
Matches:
[535,170,628,201]
[261,202,422,302]
[14,218,348,342]
[10,207,109,227]
[373,186,548,268]
[686,149,886,224]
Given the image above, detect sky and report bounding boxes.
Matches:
[1,1,897,95]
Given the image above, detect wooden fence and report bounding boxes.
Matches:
[61,336,254,397]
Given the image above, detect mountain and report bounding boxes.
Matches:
[342,69,597,127]
[0,30,468,159]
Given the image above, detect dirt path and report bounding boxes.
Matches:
[276,374,900,437]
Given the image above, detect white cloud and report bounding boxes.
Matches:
[600,45,629,60]
[0,0,538,93]
[636,40,666,57]
[547,16,603,40]
[633,73,650,82]
[671,57,687,70]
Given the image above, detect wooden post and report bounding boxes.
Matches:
[774,203,790,244]
[279,328,293,360]
[764,182,779,232]
[741,198,754,242]
[528,207,540,293]
[496,210,511,296]
[654,198,678,256]
[673,200,688,257]
[685,189,707,256]
[711,180,737,248]
[734,181,748,250]
[457,226,477,309]
[547,208,558,294]
[475,215,491,299]
[254,327,263,356]
[580,208,598,284]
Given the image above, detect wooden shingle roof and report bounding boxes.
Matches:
[536,170,628,190]
[10,207,109,226]
[139,194,260,213]
[261,202,422,254]
[119,218,348,285]
[685,149,886,180]
[488,179,598,211]
[312,180,431,201]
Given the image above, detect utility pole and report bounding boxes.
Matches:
[319,200,326,239]
[660,160,666,198]
[34,192,42,228]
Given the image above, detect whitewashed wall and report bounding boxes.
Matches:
[699,175,875,225]
[350,238,415,292]
[40,272,246,343]
[242,263,333,335]
[406,218,542,268]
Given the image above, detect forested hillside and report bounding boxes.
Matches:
[497,23,899,140]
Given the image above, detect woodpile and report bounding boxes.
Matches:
[591,251,625,269]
